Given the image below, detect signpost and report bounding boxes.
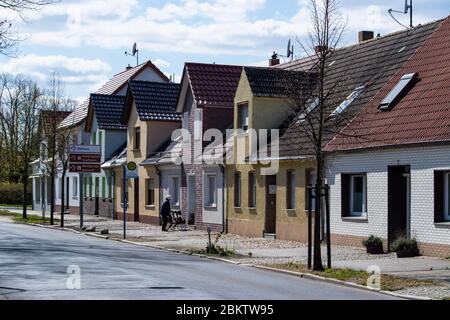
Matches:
[69,145,101,229]
[123,161,138,239]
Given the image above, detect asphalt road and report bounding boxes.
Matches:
[0,221,398,300]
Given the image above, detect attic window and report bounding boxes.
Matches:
[398,46,406,53]
[329,60,336,67]
[378,72,418,111]
[298,97,319,122]
[330,85,365,116]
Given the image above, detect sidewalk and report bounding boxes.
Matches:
[4,209,450,299]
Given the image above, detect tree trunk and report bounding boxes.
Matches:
[22,175,28,219]
[313,152,324,271]
[50,171,55,225]
[60,171,65,228]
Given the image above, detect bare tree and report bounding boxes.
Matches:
[0,0,58,55]
[40,73,72,225]
[281,0,347,270]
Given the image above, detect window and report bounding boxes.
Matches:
[72,134,78,145]
[101,177,106,199]
[330,85,365,116]
[298,98,319,122]
[170,176,180,206]
[234,172,241,207]
[72,177,78,198]
[204,174,216,207]
[248,172,256,208]
[286,170,296,209]
[341,173,367,217]
[35,178,41,204]
[134,127,141,150]
[379,73,418,111]
[98,131,103,147]
[146,178,155,206]
[194,109,202,140]
[238,103,249,131]
[92,132,97,145]
[435,171,450,222]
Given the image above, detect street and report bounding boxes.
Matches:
[0,221,398,300]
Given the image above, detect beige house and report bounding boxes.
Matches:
[113,80,181,224]
[226,67,316,241]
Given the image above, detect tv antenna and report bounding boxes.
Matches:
[388,0,413,29]
[287,39,294,60]
[125,42,139,66]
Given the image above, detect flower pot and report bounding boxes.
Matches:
[396,247,419,258]
[366,243,384,254]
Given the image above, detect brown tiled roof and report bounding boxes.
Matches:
[39,110,73,135]
[325,16,450,152]
[184,62,242,107]
[58,61,168,129]
[271,19,443,159]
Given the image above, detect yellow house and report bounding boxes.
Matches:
[113,80,181,224]
[226,67,317,241]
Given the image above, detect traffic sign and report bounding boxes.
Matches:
[69,154,101,163]
[69,164,101,173]
[125,161,138,179]
[69,145,101,154]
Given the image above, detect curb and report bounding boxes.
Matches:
[24,222,434,300]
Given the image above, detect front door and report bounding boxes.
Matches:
[94,177,99,215]
[187,175,195,225]
[134,178,139,222]
[387,165,411,248]
[265,175,277,234]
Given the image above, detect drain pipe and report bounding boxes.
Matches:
[219,164,226,233]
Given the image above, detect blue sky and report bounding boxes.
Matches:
[0,0,448,102]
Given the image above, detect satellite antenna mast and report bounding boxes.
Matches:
[388,0,413,29]
[287,39,294,61]
[125,42,139,66]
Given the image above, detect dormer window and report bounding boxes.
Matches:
[379,72,418,111]
[330,85,365,116]
[238,103,249,131]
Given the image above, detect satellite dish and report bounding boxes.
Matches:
[132,42,137,56]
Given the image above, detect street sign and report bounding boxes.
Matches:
[125,161,138,179]
[69,144,101,173]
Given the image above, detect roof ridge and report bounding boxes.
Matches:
[185,61,242,68]
[112,61,147,76]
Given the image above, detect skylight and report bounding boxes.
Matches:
[330,85,365,116]
[378,72,418,111]
[298,97,319,122]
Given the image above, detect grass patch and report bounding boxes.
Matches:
[0,210,58,225]
[265,262,435,291]
[0,204,32,209]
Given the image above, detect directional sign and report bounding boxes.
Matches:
[69,144,101,173]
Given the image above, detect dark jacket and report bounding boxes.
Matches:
[160,199,171,217]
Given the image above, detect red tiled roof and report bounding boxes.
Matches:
[325,16,450,152]
[185,62,242,107]
[59,61,168,129]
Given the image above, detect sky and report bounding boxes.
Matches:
[0,0,448,103]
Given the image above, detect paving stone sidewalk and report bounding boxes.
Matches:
[4,209,450,299]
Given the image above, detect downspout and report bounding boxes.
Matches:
[219,164,226,233]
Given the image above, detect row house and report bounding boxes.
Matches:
[324,17,450,256]
[31,61,169,215]
[226,18,443,243]
[117,80,181,224]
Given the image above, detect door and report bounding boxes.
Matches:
[94,177,100,215]
[134,178,139,222]
[265,175,277,234]
[187,175,195,225]
[387,165,410,248]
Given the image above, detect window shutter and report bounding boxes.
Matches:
[341,174,350,217]
[434,171,444,223]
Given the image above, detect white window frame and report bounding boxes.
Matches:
[444,173,450,221]
[169,175,180,206]
[204,173,217,208]
[72,177,78,198]
[350,174,367,216]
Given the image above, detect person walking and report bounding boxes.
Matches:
[160,195,172,231]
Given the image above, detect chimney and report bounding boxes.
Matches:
[269,52,280,66]
[314,45,328,54]
[125,64,133,71]
[358,31,374,43]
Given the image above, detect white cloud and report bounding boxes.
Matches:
[152,58,171,69]
[0,54,112,96]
